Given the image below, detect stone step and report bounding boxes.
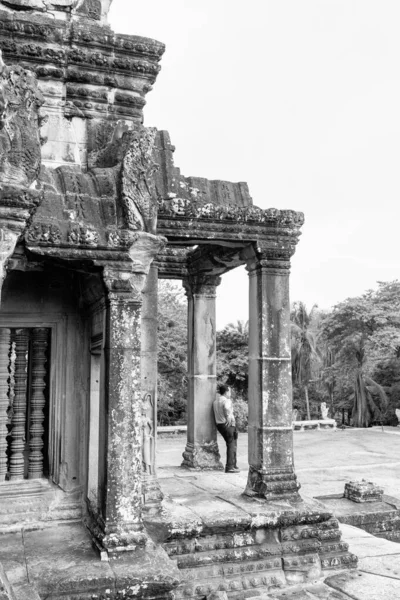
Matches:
[164,519,342,559]
[163,516,356,599]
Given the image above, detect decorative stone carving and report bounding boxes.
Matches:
[395,408,400,426]
[68,226,99,246]
[141,393,155,476]
[0,51,43,189]
[120,127,159,233]
[26,223,61,245]
[158,197,305,227]
[0,0,112,20]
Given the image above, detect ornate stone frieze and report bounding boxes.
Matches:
[26,222,61,244]
[67,225,99,246]
[158,198,304,228]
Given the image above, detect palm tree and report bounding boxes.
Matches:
[226,320,249,336]
[291,302,319,420]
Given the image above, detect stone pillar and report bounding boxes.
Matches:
[92,268,148,557]
[182,274,223,471]
[245,252,301,501]
[141,264,163,512]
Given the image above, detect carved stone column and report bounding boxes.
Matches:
[182,274,223,471]
[89,267,148,557]
[245,252,301,501]
[10,329,29,480]
[0,328,10,480]
[29,328,48,479]
[141,264,163,512]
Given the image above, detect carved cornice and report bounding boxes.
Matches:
[246,242,294,276]
[103,266,145,303]
[0,10,165,120]
[154,246,189,279]
[159,199,304,229]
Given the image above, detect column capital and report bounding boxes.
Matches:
[246,245,292,276]
[103,266,146,304]
[183,273,222,298]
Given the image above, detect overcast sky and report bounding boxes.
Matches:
[109,1,400,329]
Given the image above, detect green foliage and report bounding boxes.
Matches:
[232,397,248,432]
[216,320,249,399]
[157,280,187,425]
[318,281,400,426]
[291,302,320,420]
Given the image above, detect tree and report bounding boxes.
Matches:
[217,321,249,399]
[319,282,400,427]
[290,302,320,420]
[157,280,187,425]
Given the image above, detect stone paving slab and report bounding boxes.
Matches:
[340,523,400,559]
[269,582,355,599]
[325,570,400,600]
[23,523,115,597]
[156,477,253,535]
[359,554,400,579]
[0,532,27,587]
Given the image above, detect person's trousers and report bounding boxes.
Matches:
[216,423,238,471]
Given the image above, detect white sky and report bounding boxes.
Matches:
[109,1,400,329]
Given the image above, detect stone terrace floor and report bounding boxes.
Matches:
[1,428,400,600]
[155,427,400,599]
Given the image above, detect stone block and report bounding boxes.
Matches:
[344,480,384,503]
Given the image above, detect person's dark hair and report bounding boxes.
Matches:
[218,383,229,396]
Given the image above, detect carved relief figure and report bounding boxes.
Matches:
[141,393,155,475]
[120,127,159,234]
[0,51,43,189]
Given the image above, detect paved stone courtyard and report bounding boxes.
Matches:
[155,427,400,599]
[157,427,400,499]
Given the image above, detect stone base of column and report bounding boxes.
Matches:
[85,501,148,560]
[181,441,224,471]
[244,466,301,501]
[142,474,164,515]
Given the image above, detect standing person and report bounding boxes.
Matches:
[213,384,239,473]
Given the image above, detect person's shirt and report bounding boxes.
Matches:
[213,394,235,426]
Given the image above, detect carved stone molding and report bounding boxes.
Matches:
[183,274,222,298]
[102,267,145,303]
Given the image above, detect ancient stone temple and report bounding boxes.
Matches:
[0,2,357,599]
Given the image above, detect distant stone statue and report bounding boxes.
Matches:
[396,408,400,427]
[320,402,329,420]
[292,408,299,422]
